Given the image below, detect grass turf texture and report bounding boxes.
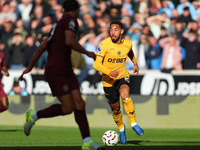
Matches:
[0,126,200,150]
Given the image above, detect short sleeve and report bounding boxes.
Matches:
[64,17,78,33]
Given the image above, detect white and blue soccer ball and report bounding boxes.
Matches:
[102,130,119,146]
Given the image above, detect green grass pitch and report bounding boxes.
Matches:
[0,126,200,150]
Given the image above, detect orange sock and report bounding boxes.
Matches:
[112,111,124,130]
[123,97,136,124]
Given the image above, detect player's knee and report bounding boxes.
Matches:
[121,95,129,100]
[112,109,121,115]
[74,98,85,110]
[62,105,75,115]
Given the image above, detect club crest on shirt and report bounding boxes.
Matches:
[97,46,102,54]
[117,51,121,56]
[69,20,75,30]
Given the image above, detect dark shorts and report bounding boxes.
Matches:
[103,77,130,104]
[44,70,80,97]
[0,83,7,97]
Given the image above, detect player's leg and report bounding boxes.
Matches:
[71,89,105,150]
[104,85,126,144]
[109,101,127,144]
[0,97,9,113]
[24,93,74,136]
[119,84,144,136]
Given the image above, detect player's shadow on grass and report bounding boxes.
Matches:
[0,129,23,132]
[127,140,200,145]
[2,146,200,150]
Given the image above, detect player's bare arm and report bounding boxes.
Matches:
[19,37,48,81]
[128,49,139,75]
[2,66,9,77]
[65,30,96,60]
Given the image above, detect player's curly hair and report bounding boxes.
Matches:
[62,0,79,12]
[110,21,123,29]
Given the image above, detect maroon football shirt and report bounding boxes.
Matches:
[46,14,78,73]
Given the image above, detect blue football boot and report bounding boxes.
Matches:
[119,123,127,144]
[132,124,144,136]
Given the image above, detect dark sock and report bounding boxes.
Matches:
[37,104,64,119]
[74,110,90,139]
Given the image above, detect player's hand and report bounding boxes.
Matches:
[87,52,96,60]
[109,70,120,78]
[19,68,31,81]
[133,64,139,75]
[5,72,9,77]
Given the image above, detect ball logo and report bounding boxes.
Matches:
[141,73,175,95]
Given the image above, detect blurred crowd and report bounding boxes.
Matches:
[0,0,200,76]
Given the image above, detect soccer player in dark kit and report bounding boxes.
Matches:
[19,0,105,149]
[0,53,10,113]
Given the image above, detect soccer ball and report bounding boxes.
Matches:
[102,130,119,146]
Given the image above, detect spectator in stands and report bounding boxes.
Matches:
[167,17,177,36]
[148,0,161,15]
[174,20,185,42]
[177,0,197,20]
[171,8,179,19]
[9,0,21,20]
[15,19,28,40]
[30,6,44,22]
[131,13,145,28]
[146,15,171,39]
[18,0,33,30]
[121,7,129,19]
[10,33,24,70]
[137,34,150,70]
[29,0,45,20]
[0,2,17,24]
[0,40,10,68]
[183,20,200,42]
[159,35,185,71]
[141,24,151,38]
[158,26,168,40]
[133,0,148,16]
[121,15,132,37]
[178,6,193,26]
[181,31,200,69]
[79,0,96,18]
[51,4,63,22]
[122,0,134,17]
[36,36,48,70]
[157,0,175,18]
[78,33,97,84]
[145,35,162,70]
[0,0,6,12]
[107,0,122,20]
[192,1,200,16]
[82,13,95,35]
[0,22,14,46]
[126,25,142,48]
[23,35,37,69]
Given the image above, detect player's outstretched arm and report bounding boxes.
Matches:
[65,30,96,60]
[93,55,114,75]
[19,37,48,81]
[128,49,139,75]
